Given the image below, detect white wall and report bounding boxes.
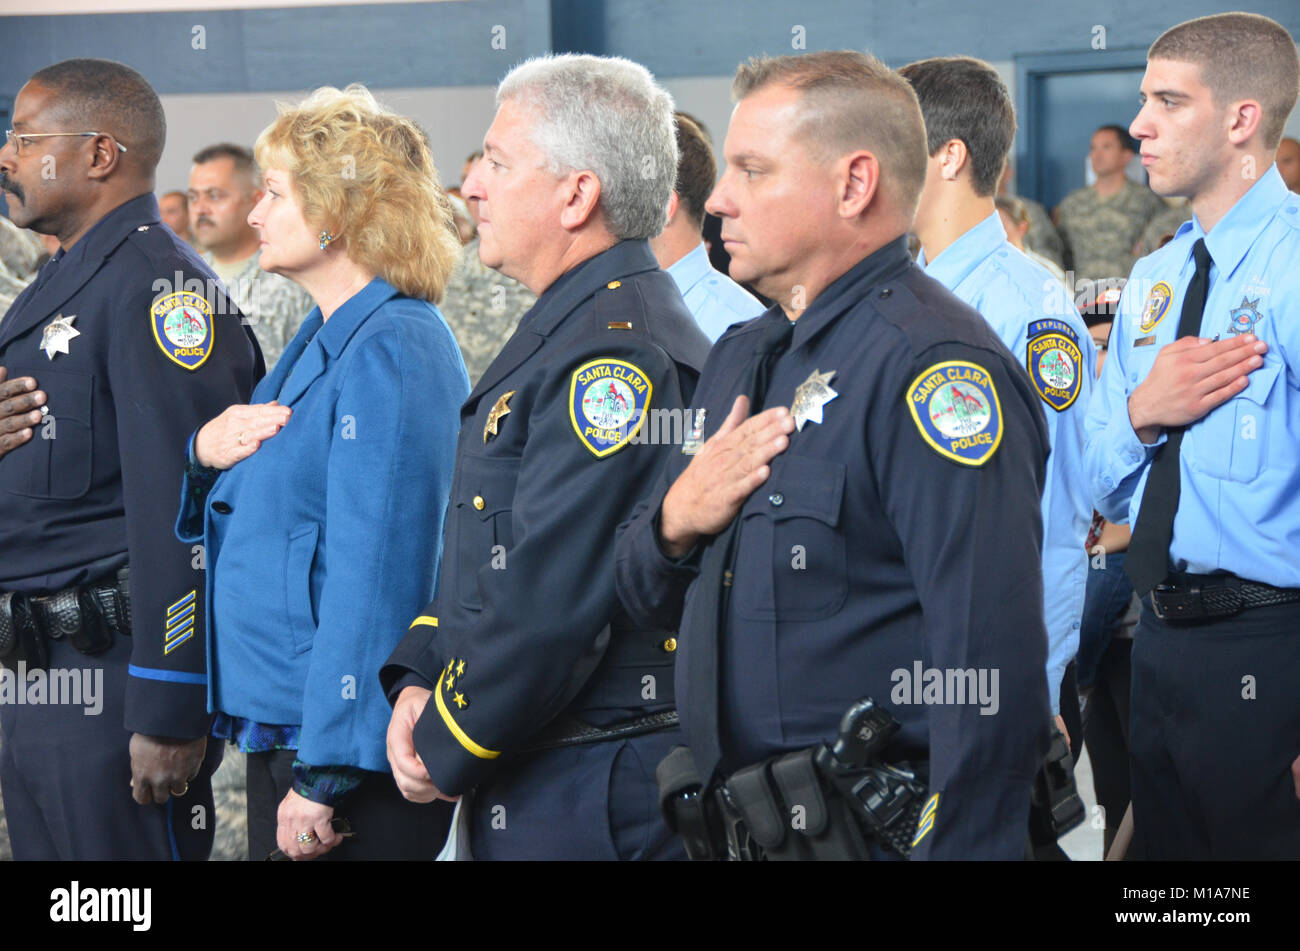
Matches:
[157,84,501,195]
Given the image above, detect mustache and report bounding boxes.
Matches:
[0,173,22,202]
[194,216,214,227]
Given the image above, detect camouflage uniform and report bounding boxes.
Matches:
[0,258,30,319]
[1054,178,1164,283]
[1135,199,1193,258]
[1021,196,1065,269]
[438,237,536,386]
[0,216,44,280]
[202,250,314,371]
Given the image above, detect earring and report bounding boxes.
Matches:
[318,230,335,250]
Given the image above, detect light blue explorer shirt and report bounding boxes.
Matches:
[1085,164,1300,588]
[920,211,1096,714]
[666,241,764,342]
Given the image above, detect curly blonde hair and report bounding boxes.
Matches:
[254,84,461,302]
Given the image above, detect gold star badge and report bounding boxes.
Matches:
[456,659,465,676]
[40,314,80,360]
[483,390,516,444]
[792,369,838,431]
[453,692,468,709]
[445,671,455,691]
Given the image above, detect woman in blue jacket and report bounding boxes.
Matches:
[177,85,469,860]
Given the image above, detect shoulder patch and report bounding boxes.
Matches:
[151,291,213,370]
[1139,281,1173,333]
[568,357,653,458]
[905,360,1003,466]
[1026,326,1083,412]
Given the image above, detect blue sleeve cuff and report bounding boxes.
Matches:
[291,760,368,807]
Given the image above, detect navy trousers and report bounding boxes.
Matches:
[0,634,220,860]
[1129,600,1300,860]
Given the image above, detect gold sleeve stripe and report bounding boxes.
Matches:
[434,672,500,760]
[409,615,438,629]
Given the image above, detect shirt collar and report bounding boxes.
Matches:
[916,210,1007,290]
[57,192,159,270]
[523,239,660,336]
[666,242,713,296]
[788,234,913,352]
[1187,164,1288,279]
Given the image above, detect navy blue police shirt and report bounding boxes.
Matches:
[380,240,710,796]
[0,193,263,738]
[615,236,1053,859]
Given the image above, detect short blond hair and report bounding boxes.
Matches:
[254,84,461,302]
[732,50,928,220]
[1149,13,1300,149]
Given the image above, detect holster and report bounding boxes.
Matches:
[655,745,723,860]
[0,591,49,671]
[1028,729,1085,846]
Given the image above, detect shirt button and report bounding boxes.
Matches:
[1130,373,1137,382]
[879,288,892,299]
[1102,478,1114,490]
[662,638,677,653]
[472,495,485,511]
[212,501,232,514]
[769,492,784,506]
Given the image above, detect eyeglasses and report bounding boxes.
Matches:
[4,130,128,155]
[264,816,356,861]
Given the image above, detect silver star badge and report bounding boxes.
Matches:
[40,314,80,360]
[792,369,837,431]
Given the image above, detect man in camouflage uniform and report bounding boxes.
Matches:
[1054,124,1164,283]
[1135,198,1193,257]
[0,215,44,280]
[188,143,312,369]
[438,234,536,386]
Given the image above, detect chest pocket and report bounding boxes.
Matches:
[0,368,94,501]
[454,457,519,611]
[1188,359,1281,483]
[733,454,847,622]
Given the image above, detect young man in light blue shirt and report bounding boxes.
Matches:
[1084,12,1300,860]
[651,113,763,341]
[903,58,1095,757]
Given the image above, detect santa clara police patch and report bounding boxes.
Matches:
[1026,319,1083,412]
[906,360,1003,467]
[569,357,653,458]
[150,291,213,371]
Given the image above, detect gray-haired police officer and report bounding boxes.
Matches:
[381,54,709,860]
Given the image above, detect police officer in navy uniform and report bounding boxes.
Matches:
[0,59,261,860]
[1086,13,1300,860]
[381,55,708,860]
[616,51,1052,860]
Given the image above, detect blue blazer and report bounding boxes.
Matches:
[178,277,469,772]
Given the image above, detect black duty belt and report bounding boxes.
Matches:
[521,710,679,753]
[0,568,132,668]
[1149,572,1300,622]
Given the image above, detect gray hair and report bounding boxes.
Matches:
[498,54,677,240]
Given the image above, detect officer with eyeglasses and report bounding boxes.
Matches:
[0,58,262,860]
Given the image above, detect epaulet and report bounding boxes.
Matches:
[872,268,1005,361]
